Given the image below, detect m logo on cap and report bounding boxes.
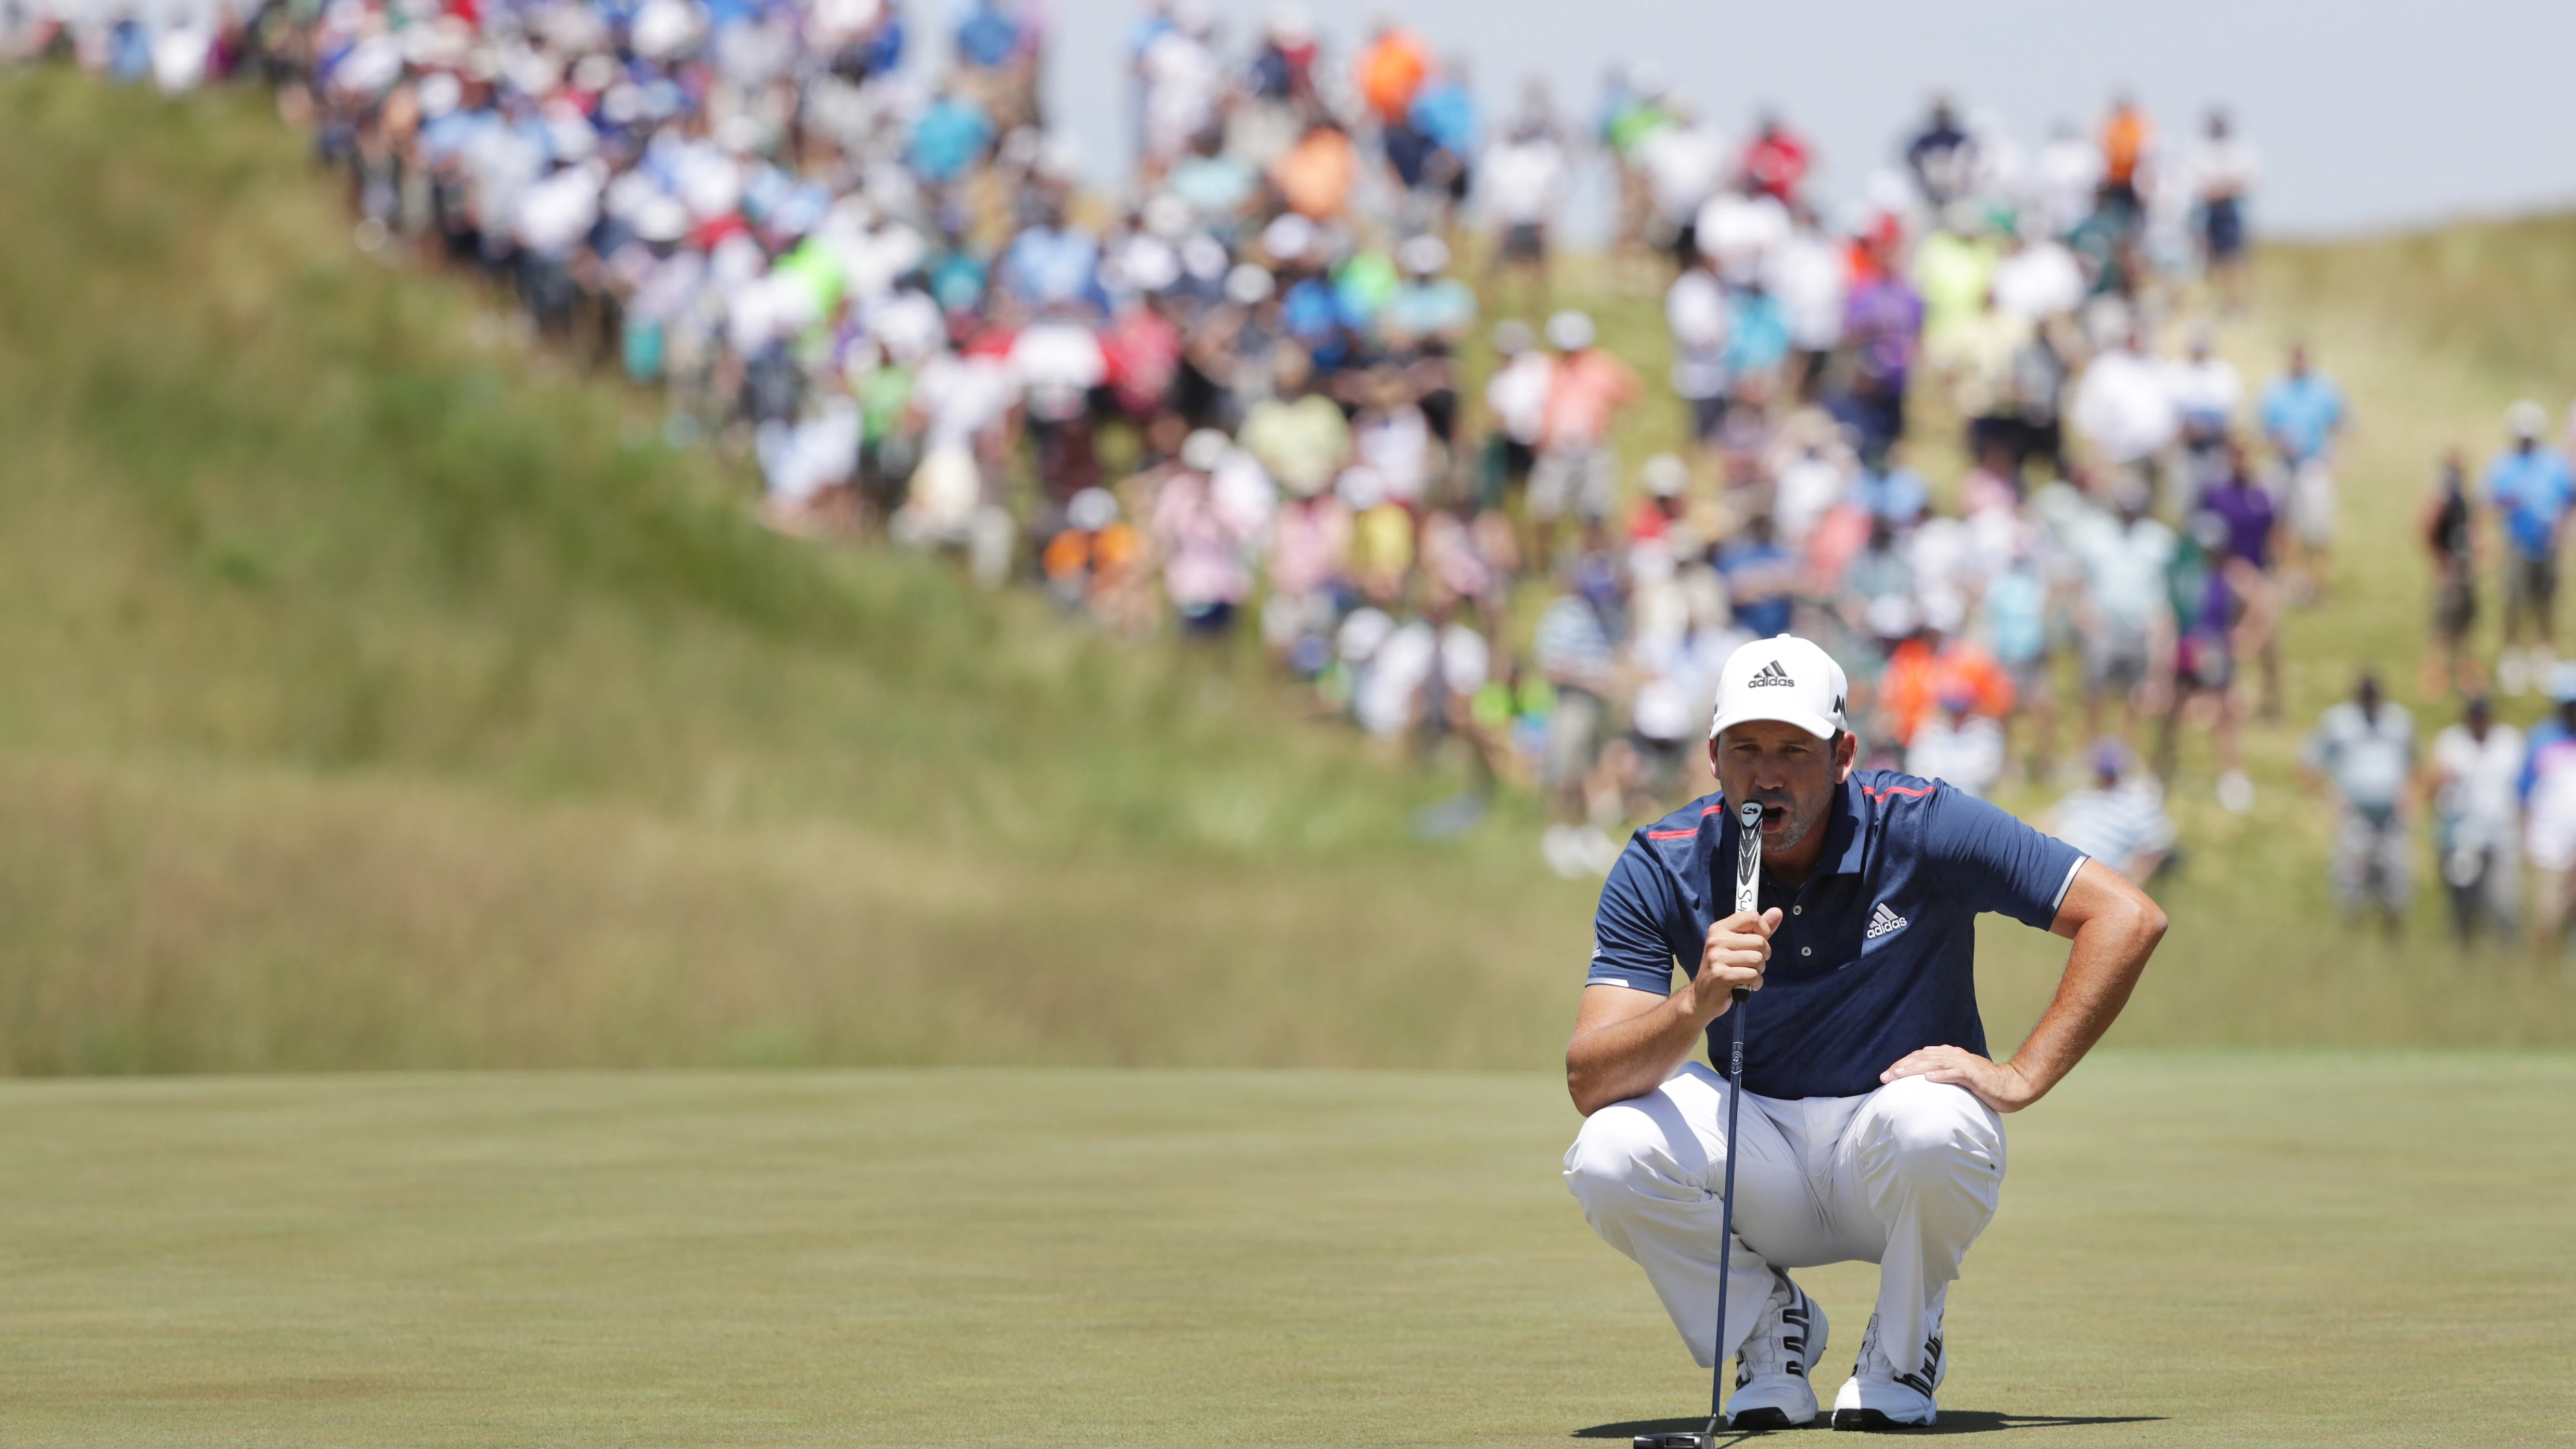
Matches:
[1748,659,1796,688]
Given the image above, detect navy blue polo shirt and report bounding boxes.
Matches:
[1586,771,2088,1100]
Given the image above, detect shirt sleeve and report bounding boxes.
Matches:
[1923,785,2088,928]
[1586,840,1684,994]
[2300,718,2334,774]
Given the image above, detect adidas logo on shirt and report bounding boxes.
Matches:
[1865,902,1909,940]
[1748,659,1796,688]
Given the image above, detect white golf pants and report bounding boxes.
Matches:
[1563,1064,2006,1377]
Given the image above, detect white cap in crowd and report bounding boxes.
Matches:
[1708,634,1849,741]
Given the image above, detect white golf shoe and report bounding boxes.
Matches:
[1725,1272,1828,1429]
[1831,1309,1944,1430]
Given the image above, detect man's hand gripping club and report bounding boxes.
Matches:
[1566,802,1783,1118]
[1690,908,1778,1021]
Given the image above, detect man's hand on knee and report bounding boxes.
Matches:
[1879,1045,2039,1113]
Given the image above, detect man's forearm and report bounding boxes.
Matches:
[1567,992,1714,1116]
[2007,903,2164,1102]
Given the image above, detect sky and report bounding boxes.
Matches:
[1032,0,2576,240]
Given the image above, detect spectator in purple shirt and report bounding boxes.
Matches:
[2194,439,2283,719]
[1837,241,1923,458]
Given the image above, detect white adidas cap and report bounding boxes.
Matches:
[1708,634,1849,741]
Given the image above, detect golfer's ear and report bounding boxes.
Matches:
[1833,729,1859,780]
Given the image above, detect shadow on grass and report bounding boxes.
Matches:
[1576,1413,2165,1439]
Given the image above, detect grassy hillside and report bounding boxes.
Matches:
[1,69,2571,1071]
[0,71,1604,1072]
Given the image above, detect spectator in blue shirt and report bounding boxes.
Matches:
[1533,559,1626,869]
[1562,633,2165,1430]
[2259,343,2347,603]
[1001,215,1105,313]
[1716,512,1798,637]
[1852,446,1929,528]
[1722,282,1791,381]
[908,91,994,185]
[954,0,1021,70]
[2486,400,2576,695]
[1406,66,1479,219]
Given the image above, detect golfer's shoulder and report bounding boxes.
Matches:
[1850,769,1988,850]
[1632,793,1728,856]
[1594,797,1722,920]
[1852,768,1942,818]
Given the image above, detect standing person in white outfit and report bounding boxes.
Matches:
[2427,694,2522,945]
[2298,671,2416,934]
[1563,635,2168,1429]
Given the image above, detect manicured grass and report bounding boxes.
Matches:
[2,1056,2566,1446]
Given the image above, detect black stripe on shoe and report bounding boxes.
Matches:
[1831,1407,1935,1431]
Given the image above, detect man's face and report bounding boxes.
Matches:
[1710,721,1854,854]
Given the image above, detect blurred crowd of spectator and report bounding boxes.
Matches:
[2292,389,2576,963]
[12,0,2325,883]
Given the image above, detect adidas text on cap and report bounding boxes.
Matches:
[1709,634,1850,741]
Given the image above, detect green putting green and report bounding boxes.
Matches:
[2,1054,2564,1446]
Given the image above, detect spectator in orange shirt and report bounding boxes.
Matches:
[2099,92,2151,224]
[1530,309,1643,569]
[1354,22,1430,127]
[1877,599,2017,750]
[1272,116,1360,221]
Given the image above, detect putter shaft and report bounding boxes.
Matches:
[1703,801,1765,1427]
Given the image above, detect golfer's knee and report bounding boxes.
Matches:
[1562,1101,1670,1212]
[1872,1076,2003,1186]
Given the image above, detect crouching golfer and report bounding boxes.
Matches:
[1563,635,2165,1430]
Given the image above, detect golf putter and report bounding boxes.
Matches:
[1635,799,1764,1449]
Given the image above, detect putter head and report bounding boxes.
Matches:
[1631,1433,1719,1449]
